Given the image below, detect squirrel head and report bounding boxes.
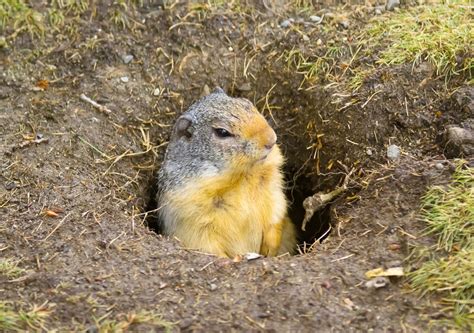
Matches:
[163,88,278,179]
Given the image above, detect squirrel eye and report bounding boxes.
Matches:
[213,128,234,138]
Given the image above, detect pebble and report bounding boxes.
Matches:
[309,15,322,23]
[120,76,129,83]
[122,54,134,64]
[303,35,310,42]
[209,283,217,291]
[386,0,400,11]
[444,125,474,158]
[375,6,385,15]
[4,182,16,191]
[435,163,444,170]
[153,88,160,96]
[339,20,350,29]
[316,39,323,46]
[365,276,389,289]
[280,20,291,28]
[387,144,400,161]
[366,148,373,156]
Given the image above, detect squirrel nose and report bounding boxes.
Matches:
[264,131,277,150]
[265,141,275,150]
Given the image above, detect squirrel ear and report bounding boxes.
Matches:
[212,87,226,95]
[175,115,193,139]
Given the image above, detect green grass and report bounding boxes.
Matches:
[0,258,26,279]
[0,0,45,39]
[421,163,473,252]
[409,163,473,330]
[0,302,51,331]
[0,0,145,40]
[364,2,473,79]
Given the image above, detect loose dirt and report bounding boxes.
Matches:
[1,2,471,331]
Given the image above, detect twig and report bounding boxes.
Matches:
[301,169,354,231]
[80,93,112,114]
[330,253,354,262]
[40,212,72,242]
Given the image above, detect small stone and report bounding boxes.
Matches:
[153,88,160,96]
[375,8,382,15]
[179,318,194,329]
[339,20,349,29]
[452,86,474,114]
[209,283,217,291]
[309,15,322,23]
[244,252,262,260]
[435,163,444,170]
[444,125,474,158]
[201,84,211,97]
[228,46,233,52]
[280,20,291,28]
[122,54,134,64]
[365,276,389,289]
[366,148,373,156]
[387,144,400,161]
[386,0,400,11]
[303,35,310,42]
[5,182,16,190]
[120,76,129,83]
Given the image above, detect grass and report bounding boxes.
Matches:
[281,2,473,91]
[364,2,473,80]
[92,310,174,333]
[421,165,474,252]
[0,0,144,40]
[283,46,343,86]
[409,163,473,330]
[348,67,374,92]
[0,258,26,279]
[0,0,45,39]
[0,302,51,331]
[0,301,173,332]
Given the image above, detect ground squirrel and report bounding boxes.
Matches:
[157,88,296,258]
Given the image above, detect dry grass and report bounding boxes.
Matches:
[0,302,52,331]
[91,310,174,333]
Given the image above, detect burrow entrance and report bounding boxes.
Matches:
[140,85,364,254]
[145,174,332,250]
[144,150,334,255]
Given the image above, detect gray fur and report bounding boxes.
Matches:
[157,89,259,196]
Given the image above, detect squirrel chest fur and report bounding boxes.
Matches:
[157,88,296,258]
